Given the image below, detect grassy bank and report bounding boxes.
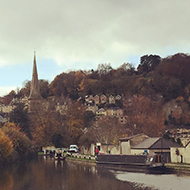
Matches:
[66,155,96,162]
[66,153,96,163]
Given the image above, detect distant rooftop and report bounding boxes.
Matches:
[0,115,5,123]
[132,138,159,149]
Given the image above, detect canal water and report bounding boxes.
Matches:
[0,156,190,190]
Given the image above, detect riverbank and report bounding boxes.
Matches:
[66,153,96,163]
[66,155,190,175]
[39,152,190,175]
[165,163,190,175]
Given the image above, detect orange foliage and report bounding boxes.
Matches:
[124,95,165,137]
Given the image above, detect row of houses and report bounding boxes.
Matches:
[85,95,128,124]
[82,133,190,164]
[85,94,122,106]
[86,106,128,124]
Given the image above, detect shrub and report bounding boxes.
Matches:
[2,123,31,158]
[0,129,13,161]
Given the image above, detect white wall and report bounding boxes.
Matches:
[131,149,150,155]
[120,141,131,155]
[99,144,120,154]
[171,144,190,163]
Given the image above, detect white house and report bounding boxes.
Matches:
[171,141,190,163]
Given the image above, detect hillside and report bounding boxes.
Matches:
[1,53,190,146]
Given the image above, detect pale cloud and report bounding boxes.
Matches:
[0,0,190,69]
[0,86,18,97]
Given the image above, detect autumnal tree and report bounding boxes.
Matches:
[2,122,31,157]
[50,72,68,97]
[39,79,50,99]
[80,116,126,146]
[159,53,190,84]
[163,99,190,125]
[2,90,16,105]
[0,129,13,161]
[31,107,59,147]
[152,72,185,101]
[17,79,49,99]
[18,80,31,98]
[137,54,161,74]
[88,69,99,80]
[66,102,85,142]
[124,95,165,136]
[74,71,86,92]
[97,63,112,76]
[84,111,96,128]
[50,111,69,147]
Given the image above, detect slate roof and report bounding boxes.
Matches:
[132,137,180,150]
[119,134,146,141]
[119,134,149,147]
[132,138,159,149]
[0,115,5,123]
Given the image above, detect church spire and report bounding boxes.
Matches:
[29,51,42,100]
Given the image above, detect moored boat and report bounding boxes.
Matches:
[54,156,65,161]
[54,149,65,161]
[96,153,165,171]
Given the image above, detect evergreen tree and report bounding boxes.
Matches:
[9,102,31,138]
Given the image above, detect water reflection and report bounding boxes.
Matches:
[1,157,189,190]
[0,157,136,190]
[0,172,13,190]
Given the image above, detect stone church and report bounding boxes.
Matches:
[28,52,43,112]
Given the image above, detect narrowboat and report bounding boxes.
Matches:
[96,153,165,171]
[54,150,65,161]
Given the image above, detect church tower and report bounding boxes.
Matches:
[28,52,42,112]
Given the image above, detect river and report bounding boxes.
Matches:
[0,156,190,190]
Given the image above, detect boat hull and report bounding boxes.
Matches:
[96,154,165,172]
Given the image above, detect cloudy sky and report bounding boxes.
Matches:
[0,0,189,96]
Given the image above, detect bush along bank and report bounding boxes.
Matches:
[0,123,38,167]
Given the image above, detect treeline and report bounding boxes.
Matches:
[2,53,190,104]
[0,122,37,166]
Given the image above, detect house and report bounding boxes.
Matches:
[96,108,106,116]
[81,143,96,155]
[100,94,107,104]
[109,95,115,104]
[170,141,190,163]
[131,137,180,163]
[0,104,15,114]
[98,143,120,154]
[86,105,98,113]
[55,102,68,115]
[85,95,94,106]
[106,107,123,117]
[115,95,121,100]
[94,95,100,105]
[81,142,120,155]
[0,115,5,126]
[119,134,149,155]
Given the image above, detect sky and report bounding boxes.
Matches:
[0,0,190,96]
